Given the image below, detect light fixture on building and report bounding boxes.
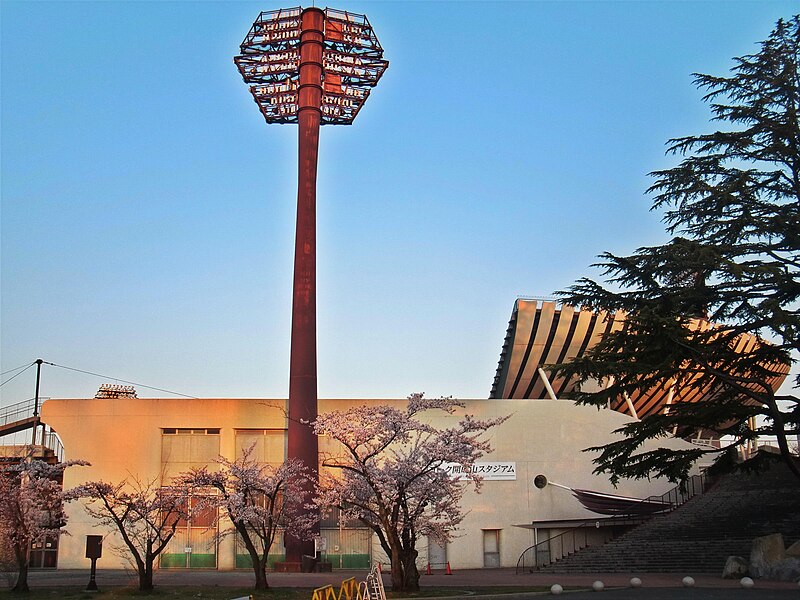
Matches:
[95,384,137,399]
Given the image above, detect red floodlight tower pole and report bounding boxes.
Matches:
[291,6,323,501]
[235,7,387,563]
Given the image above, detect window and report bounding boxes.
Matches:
[161,428,221,481]
[234,429,286,464]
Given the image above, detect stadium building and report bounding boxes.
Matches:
[19,299,784,572]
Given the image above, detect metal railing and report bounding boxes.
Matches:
[0,398,63,463]
[40,431,65,463]
[515,474,709,574]
[0,398,40,426]
[0,432,64,464]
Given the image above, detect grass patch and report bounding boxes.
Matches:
[386,586,554,597]
[0,586,560,599]
[1,589,302,600]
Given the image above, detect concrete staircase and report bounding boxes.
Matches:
[540,459,800,574]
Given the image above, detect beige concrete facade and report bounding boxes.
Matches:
[41,397,695,571]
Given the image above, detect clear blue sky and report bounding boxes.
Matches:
[2,1,797,404]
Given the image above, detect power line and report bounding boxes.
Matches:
[0,362,35,388]
[46,362,199,399]
[0,359,199,399]
[1,362,35,377]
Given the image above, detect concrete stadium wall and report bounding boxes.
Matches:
[42,397,695,571]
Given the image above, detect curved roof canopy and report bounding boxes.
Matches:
[489,299,788,421]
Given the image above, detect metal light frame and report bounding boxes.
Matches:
[235,7,388,125]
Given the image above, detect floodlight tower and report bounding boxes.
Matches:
[235,7,387,562]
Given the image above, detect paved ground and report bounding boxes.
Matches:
[22,568,800,598]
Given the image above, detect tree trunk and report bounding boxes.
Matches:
[401,548,420,592]
[389,547,420,592]
[765,397,800,482]
[12,563,28,593]
[253,557,270,590]
[12,543,29,593]
[238,526,270,590]
[138,557,154,591]
[389,547,403,591]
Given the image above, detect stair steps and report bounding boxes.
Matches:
[540,460,800,574]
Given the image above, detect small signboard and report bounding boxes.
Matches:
[85,535,103,559]
[440,461,517,481]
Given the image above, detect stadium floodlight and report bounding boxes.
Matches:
[235,7,387,125]
[234,6,387,564]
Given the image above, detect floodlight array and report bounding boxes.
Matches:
[95,384,138,399]
[234,6,388,125]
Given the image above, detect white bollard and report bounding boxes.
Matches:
[550,583,563,595]
[740,577,754,588]
[682,576,695,587]
[630,577,642,588]
[592,580,604,591]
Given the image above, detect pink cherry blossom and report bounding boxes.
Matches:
[311,393,507,592]
[0,456,88,592]
[176,445,314,590]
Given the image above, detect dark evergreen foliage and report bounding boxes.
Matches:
[554,16,800,484]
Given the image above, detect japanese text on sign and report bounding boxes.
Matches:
[440,462,517,481]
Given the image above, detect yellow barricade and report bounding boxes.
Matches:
[311,585,337,600]
[312,577,365,600]
[338,577,359,600]
[311,577,374,600]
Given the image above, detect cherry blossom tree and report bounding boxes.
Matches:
[76,478,189,591]
[0,457,87,592]
[178,447,314,591]
[312,394,507,593]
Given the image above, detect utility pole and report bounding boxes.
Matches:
[30,359,43,449]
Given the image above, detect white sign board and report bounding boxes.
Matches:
[440,461,517,481]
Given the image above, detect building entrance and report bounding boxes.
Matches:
[160,497,217,568]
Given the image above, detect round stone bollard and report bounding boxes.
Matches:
[550,583,563,595]
[682,576,695,587]
[740,577,754,588]
[630,577,642,588]
[592,580,604,591]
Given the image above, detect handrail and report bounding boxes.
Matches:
[0,399,37,426]
[41,431,65,463]
[515,518,600,575]
[0,428,64,464]
[0,398,50,427]
[515,474,709,574]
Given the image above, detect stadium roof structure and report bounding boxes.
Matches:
[489,299,788,422]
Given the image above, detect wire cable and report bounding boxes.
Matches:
[46,362,199,399]
[0,362,35,388]
[1,362,36,376]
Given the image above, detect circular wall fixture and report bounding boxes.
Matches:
[533,475,548,489]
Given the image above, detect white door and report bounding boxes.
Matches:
[483,530,500,568]
[428,538,447,569]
